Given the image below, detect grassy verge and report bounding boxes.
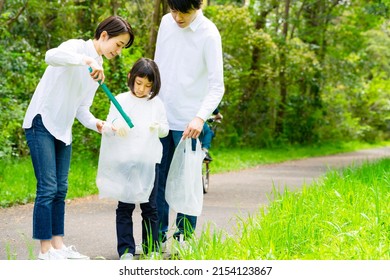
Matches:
[0,157,99,208]
[0,141,388,208]
[173,158,390,260]
[210,141,390,173]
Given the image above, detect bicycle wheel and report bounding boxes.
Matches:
[202,160,210,193]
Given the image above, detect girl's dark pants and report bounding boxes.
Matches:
[116,165,159,257]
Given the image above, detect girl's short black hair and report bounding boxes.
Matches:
[167,0,202,13]
[94,16,135,48]
[127,58,161,100]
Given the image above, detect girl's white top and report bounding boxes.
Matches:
[154,10,225,130]
[106,91,169,144]
[22,39,102,145]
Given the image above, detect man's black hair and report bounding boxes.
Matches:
[167,0,202,13]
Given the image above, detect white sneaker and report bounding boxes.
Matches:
[58,245,90,260]
[38,248,67,260]
[120,253,134,260]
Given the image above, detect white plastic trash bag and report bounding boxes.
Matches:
[96,124,161,204]
[165,138,205,216]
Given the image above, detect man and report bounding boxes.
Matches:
[154,0,224,249]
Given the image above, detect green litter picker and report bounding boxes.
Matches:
[89,67,134,129]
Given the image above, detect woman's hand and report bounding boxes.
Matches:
[96,120,105,133]
[84,57,105,83]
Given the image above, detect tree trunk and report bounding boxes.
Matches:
[110,0,120,15]
[0,0,5,13]
[275,0,290,136]
[147,0,162,58]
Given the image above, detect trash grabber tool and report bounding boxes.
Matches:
[89,67,134,128]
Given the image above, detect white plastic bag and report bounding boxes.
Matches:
[165,138,205,216]
[96,124,161,204]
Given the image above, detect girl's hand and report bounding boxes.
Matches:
[112,119,129,137]
[149,122,160,132]
[182,117,204,139]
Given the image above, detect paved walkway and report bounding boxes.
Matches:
[0,146,389,260]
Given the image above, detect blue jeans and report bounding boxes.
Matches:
[157,131,197,242]
[200,122,214,150]
[116,165,159,257]
[25,114,71,240]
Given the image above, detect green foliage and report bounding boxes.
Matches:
[353,77,390,142]
[0,32,45,157]
[0,0,389,158]
[205,5,295,147]
[280,38,322,144]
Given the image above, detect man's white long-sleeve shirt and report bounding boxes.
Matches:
[154,10,224,131]
[22,39,102,145]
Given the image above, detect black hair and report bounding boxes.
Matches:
[94,16,135,48]
[127,58,161,100]
[167,0,202,13]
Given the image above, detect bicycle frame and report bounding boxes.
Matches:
[202,160,210,193]
[201,116,220,194]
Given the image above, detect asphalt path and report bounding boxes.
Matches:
[0,146,389,260]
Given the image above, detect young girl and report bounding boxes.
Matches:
[96,58,168,260]
[23,16,134,260]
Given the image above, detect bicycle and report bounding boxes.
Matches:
[201,113,222,194]
[202,157,210,193]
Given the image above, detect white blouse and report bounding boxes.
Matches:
[23,39,102,145]
[106,91,169,140]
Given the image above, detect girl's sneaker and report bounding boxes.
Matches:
[38,248,67,260]
[58,245,90,260]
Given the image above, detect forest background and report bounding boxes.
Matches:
[1,0,389,160]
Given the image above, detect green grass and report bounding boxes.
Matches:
[0,141,388,208]
[0,157,99,208]
[173,158,390,260]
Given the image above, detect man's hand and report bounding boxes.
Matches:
[182,117,204,139]
[214,112,223,122]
